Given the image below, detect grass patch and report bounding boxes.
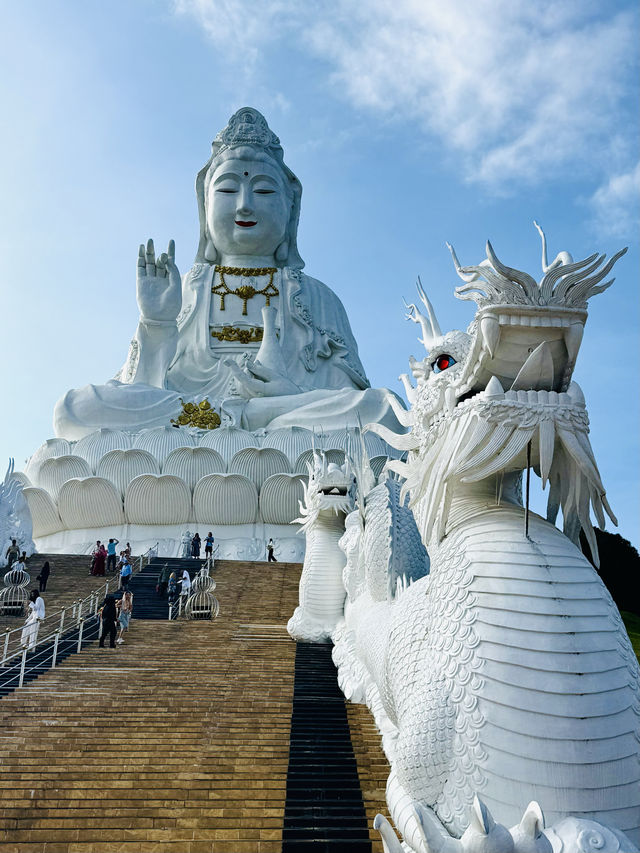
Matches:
[621,611,640,661]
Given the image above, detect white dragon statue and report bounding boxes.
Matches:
[0,458,35,568]
[297,226,638,852]
[287,451,356,642]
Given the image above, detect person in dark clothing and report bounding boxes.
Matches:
[157,563,171,598]
[99,595,118,648]
[191,533,201,559]
[267,539,277,562]
[37,561,50,592]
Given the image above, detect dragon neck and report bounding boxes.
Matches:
[440,471,524,541]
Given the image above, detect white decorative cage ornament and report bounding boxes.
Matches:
[184,567,219,620]
[0,564,31,615]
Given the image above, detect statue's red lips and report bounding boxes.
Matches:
[235,220,257,227]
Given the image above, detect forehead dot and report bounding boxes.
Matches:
[244,171,249,176]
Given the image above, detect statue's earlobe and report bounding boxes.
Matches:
[204,238,217,263]
[275,239,289,264]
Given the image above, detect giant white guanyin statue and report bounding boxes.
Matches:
[54,107,400,440]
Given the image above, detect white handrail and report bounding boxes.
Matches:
[1,615,103,690]
[0,543,158,669]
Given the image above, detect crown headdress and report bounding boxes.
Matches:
[212,108,284,162]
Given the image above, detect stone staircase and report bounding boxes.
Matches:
[0,553,120,632]
[0,558,393,853]
[0,554,131,666]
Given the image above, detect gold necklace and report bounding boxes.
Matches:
[212,266,278,315]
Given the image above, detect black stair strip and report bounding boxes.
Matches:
[0,617,102,699]
[283,642,372,852]
[123,557,203,620]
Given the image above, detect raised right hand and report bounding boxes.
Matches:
[136,238,182,322]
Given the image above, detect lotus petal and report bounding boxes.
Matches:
[23,487,63,537]
[163,446,226,489]
[229,447,290,490]
[260,473,308,524]
[261,427,314,466]
[198,426,258,462]
[74,428,131,473]
[133,426,195,464]
[96,449,160,498]
[38,455,92,501]
[25,438,72,483]
[125,474,192,525]
[58,477,124,529]
[193,473,258,525]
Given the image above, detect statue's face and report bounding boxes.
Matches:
[207,157,290,259]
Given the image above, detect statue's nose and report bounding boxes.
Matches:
[237,185,253,215]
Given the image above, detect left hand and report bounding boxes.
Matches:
[224,357,299,397]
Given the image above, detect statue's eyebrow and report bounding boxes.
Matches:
[250,173,278,185]
[212,171,241,184]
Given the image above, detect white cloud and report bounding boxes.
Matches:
[589,162,640,239]
[174,0,639,194]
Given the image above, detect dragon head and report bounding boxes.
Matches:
[294,450,355,530]
[371,226,627,564]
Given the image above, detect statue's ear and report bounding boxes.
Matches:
[204,238,218,263]
[275,239,289,264]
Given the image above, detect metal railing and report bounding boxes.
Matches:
[0,544,158,678]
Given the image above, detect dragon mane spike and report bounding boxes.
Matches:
[447,241,481,283]
[416,276,442,339]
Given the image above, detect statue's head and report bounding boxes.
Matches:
[195,108,304,268]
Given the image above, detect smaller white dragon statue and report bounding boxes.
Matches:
[328,225,638,852]
[0,458,35,568]
[287,451,355,642]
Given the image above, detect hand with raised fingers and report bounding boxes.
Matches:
[136,238,182,322]
[223,357,299,398]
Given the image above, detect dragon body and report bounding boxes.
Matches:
[287,453,355,642]
[328,230,639,852]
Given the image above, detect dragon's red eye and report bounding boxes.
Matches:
[433,354,456,373]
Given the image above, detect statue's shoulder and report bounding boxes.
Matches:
[283,267,345,305]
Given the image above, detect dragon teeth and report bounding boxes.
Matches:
[483,376,505,399]
[445,386,457,412]
[564,323,584,366]
[480,315,499,358]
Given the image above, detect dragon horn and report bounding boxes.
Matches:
[416,276,442,341]
[446,241,480,283]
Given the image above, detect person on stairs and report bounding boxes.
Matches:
[204,532,215,563]
[99,595,118,648]
[106,538,119,573]
[5,539,19,569]
[119,558,133,590]
[267,539,277,562]
[116,591,133,645]
[180,567,192,603]
[167,572,178,605]
[37,560,50,592]
[191,533,201,559]
[157,563,171,598]
[21,589,45,650]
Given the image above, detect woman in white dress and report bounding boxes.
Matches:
[21,589,45,650]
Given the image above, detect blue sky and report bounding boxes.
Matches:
[1,0,638,546]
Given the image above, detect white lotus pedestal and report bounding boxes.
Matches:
[19,425,393,560]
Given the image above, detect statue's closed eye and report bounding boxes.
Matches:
[432,354,456,373]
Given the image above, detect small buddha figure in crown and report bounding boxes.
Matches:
[53,108,401,438]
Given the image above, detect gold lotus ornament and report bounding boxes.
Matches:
[171,399,221,430]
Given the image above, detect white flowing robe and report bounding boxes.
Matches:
[21,596,45,650]
[54,266,403,439]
